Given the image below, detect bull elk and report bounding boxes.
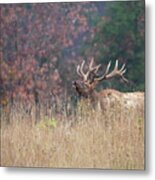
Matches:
[73,58,144,110]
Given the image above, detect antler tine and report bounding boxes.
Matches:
[121,68,126,75]
[77,59,99,82]
[116,61,128,82]
[120,63,126,72]
[89,58,94,70]
[96,61,111,80]
[77,65,83,77]
[78,60,84,76]
[85,58,94,78]
[77,60,88,81]
[114,59,118,70]
[121,75,128,83]
[88,58,101,74]
[105,61,111,75]
[119,63,128,82]
[94,60,128,82]
[93,61,111,82]
[80,60,85,74]
[94,64,101,73]
[80,58,101,82]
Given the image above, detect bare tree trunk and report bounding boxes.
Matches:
[34,89,40,124]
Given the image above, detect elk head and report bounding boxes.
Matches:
[73,58,128,100]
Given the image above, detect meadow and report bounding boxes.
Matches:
[1,100,144,169]
[0,1,145,170]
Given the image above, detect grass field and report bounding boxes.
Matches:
[1,100,144,169]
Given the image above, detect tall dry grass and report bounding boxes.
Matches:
[1,100,144,169]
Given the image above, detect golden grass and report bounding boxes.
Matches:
[1,101,144,169]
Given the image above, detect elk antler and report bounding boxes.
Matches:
[94,60,128,83]
[76,58,101,82]
[76,60,87,81]
[75,59,128,98]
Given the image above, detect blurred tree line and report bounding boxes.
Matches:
[0,1,145,108]
[83,0,145,92]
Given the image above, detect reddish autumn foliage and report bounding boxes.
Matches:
[0,2,98,105]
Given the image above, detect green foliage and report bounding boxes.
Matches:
[37,117,57,129]
[91,0,145,92]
